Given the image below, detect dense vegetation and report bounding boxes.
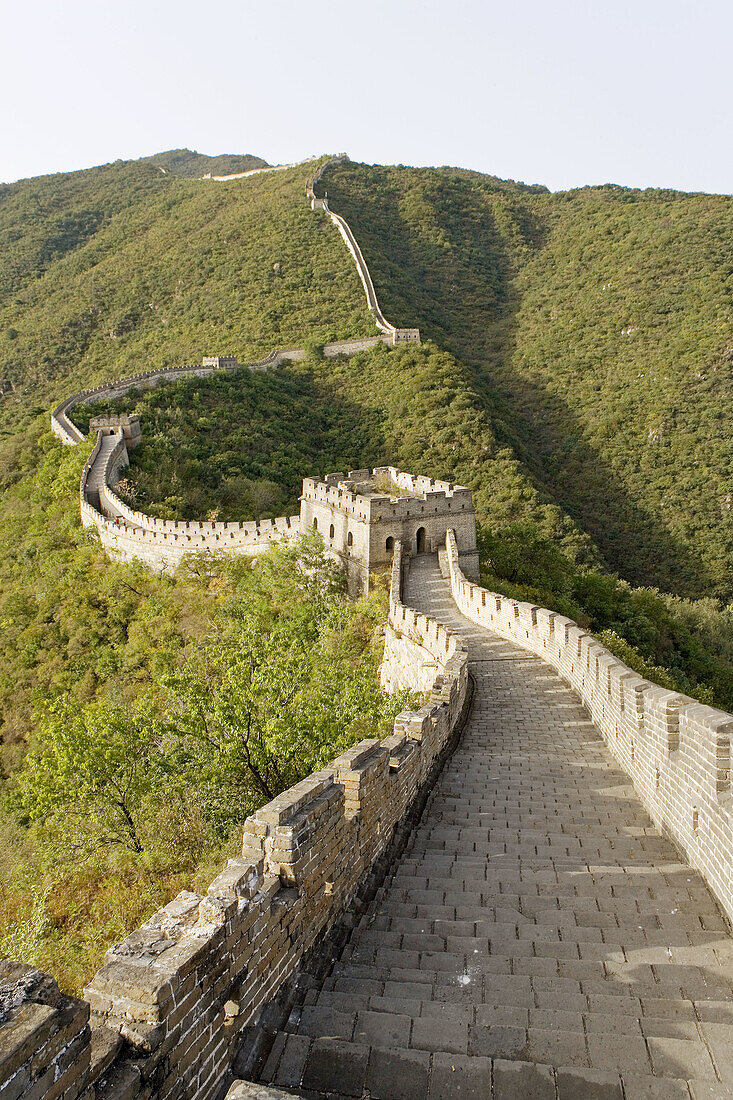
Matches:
[80,343,733,712]
[1,150,732,992]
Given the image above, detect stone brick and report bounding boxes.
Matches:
[301,1038,369,1096]
[365,1046,430,1100]
[492,1058,555,1099]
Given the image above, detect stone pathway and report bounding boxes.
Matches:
[249,555,733,1098]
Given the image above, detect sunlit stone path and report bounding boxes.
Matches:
[251,555,733,1099]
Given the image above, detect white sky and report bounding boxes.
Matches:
[3,0,732,192]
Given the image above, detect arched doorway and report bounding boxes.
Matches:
[386,536,394,552]
[416,527,426,554]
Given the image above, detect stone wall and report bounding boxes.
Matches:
[51,339,387,447]
[0,963,91,1100]
[381,543,467,696]
[307,160,420,347]
[443,528,733,925]
[0,543,469,1100]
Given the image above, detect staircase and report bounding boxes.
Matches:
[231,556,733,1099]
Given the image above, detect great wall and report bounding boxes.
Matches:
[3,158,733,1100]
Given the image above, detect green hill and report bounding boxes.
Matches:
[0,155,372,433]
[1,150,732,991]
[139,148,269,177]
[320,161,733,603]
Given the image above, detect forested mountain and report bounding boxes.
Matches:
[322,162,733,602]
[0,151,731,990]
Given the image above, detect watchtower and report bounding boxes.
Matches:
[88,413,142,449]
[300,466,480,595]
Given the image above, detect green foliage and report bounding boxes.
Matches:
[74,363,384,521]
[15,696,164,852]
[0,155,372,436]
[2,532,406,991]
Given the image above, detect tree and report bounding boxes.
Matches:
[13,696,163,852]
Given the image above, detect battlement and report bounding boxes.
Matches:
[300,467,479,594]
[302,467,473,518]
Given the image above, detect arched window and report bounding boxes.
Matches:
[347,531,353,547]
[416,527,426,553]
[329,523,335,539]
[386,536,394,551]
[313,517,318,530]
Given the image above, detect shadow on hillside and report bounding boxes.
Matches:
[465,326,719,599]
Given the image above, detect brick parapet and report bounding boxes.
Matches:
[443,528,733,925]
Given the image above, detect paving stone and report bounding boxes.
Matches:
[272,1033,310,1089]
[556,1066,623,1099]
[639,1017,699,1039]
[620,1075,692,1099]
[583,1012,641,1035]
[420,1001,474,1023]
[410,1015,468,1054]
[428,1052,493,1099]
[688,1082,733,1099]
[354,1010,411,1049]
[526,1028,589,1068]
[364,1046,430,1100]
[698,1021,733,1080]
[493,1058,555,1099]
[468,1024,527,1058]
[369,995,424,1018]
[297,1004,355,1040]
[586,1033,650,1074]
[647,1035,716,1079]
[301,1038,369,1096]
[474,1004,529,1029]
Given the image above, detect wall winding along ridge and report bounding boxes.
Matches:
[8,155,733,1100]
[442,529,733,924]
[51,156,418,572]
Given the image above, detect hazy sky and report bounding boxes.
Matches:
[4,0,731,192]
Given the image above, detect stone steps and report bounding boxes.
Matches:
[228,556,733,1098]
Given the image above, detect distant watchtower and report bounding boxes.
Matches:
[300,466,480,595]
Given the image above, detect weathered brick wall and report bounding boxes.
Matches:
[381,543,467,696]
[0,544,468,1099]
[0,962,91,1100]
[443,528,733,924]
